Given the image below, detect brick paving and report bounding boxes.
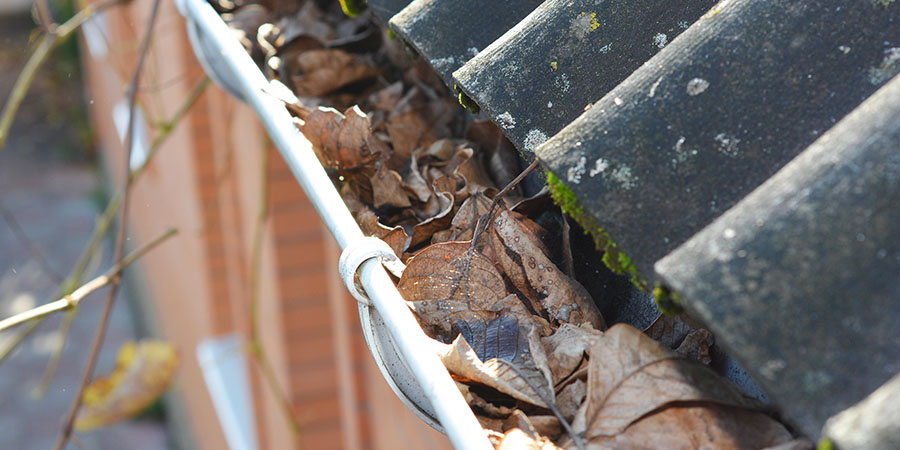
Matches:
[0,12,170,450]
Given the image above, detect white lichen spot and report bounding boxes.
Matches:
[678,20,690,29]
[430,56,456,71]
[598,42,613,54]
[555,73,571,92]
[873,0,895,8]
[653,33,668,48]
[496,111,516,129]
[648,76,663,97]
[567,156,587,184]
[715,133,741,157]
[868,47,900,85]
[571,12,599,39]
[589,158,608,177]
[723,228,736,239]
[614,97,624,106]
[838,45,851,54]
[524,129,549,152]
[467,47,480,57]
[686,77,710,96]
[547,101,553,108]
[610,165,638,190]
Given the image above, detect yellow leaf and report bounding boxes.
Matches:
[74,340,178,431]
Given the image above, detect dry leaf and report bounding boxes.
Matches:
[74,340,178,431]
[299,105,383,171]
[643,313,713,364]
[398,241,506,309]
[542,324,600,386]
[438,323,554,408]
[491,209,605,330]
[386,110,436,162]
[370,164,412,209]
[495,428,563,450]
[291,48,378,97]
[466,121,523,195]
[356,208,409,257]
[410,191,454,248]
[556,379,586,423]
[674,328,713,365]
[584,324,760,439]
[587,403,795,449]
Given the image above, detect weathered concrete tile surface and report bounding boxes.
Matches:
[656,72,900,438]
[454,0,716,156]
[537,0,900,281]
[389,0,543,88]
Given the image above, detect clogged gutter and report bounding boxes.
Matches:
[204,1,811,448]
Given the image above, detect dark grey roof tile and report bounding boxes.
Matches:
[453,0,717,156]
[655,71,900,439]
[389,0,544,88]
[536,0,900,282]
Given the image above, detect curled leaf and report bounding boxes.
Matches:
[74,340,178,431]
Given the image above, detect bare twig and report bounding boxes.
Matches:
[248,147,304,440]
[32,307,77,397]
[0,227,176,332]
[0,78,207,368]
[54,0,162,446]
[0,200,65,283]
[0,0,124,149]
[33,0,57,34]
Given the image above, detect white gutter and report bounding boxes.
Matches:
[174,1,492,448]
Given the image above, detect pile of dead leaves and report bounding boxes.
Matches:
[219,1,810,448]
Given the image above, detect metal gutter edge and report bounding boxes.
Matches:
[174,1,492,448]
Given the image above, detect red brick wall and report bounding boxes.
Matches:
[81,0,453,449]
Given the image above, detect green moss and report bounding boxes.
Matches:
[816,438,835,450]
[454,84,481,114]
[546,171,647,290]
[339,0,367,17]
[653,284,684,316]
[386,29,397,40]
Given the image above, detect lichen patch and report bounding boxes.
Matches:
[686,78,709,96]
[524,129,549,152]
[567,156,587,184]
[653,33,668,49]
[496,111,516,129]
[715,133,741,157]
[868,47,900,85]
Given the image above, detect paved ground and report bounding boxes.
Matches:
[0,12,170,450]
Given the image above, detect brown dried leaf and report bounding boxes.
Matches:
[491,209,605,330]
[299,105,380,171]
[398,241,506,309]
[465,121,523,194]
[291,48,378,97]
[437,318,554,408]
[386,111,436,163]
[74,340,178,431]
[370,164,412,209]
[495,428,563,450]
[542,324,600,386]
[644,313,714,364]
[410,191,454,248]
[356,208,409,257]
[556,379,586,423]
[587,403,795,449]
[674,328,714,365]
[584,324,760,439]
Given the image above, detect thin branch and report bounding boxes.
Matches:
[248,147,304,440]
[0,77,205,365]
[54,0,162,446]
[33,0,57,34]
[0,195,118,366]
[0,200,65,283]
[32,308,77,398]
[132,77,211,183]
[0,0,124,149]
[0,227,176,332]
